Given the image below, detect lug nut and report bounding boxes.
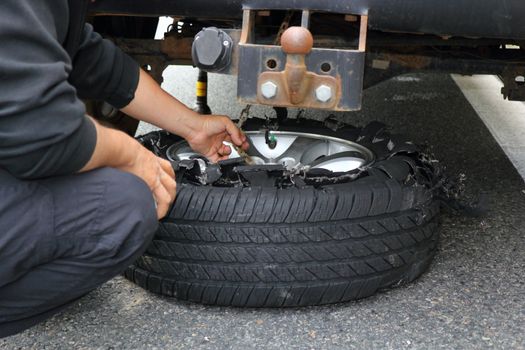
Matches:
[261,81,278,99]
[315,85,333,103]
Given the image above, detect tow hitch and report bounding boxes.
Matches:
[192,7,368,111]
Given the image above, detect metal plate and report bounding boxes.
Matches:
[238,45,365,111]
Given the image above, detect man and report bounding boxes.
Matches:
[0,1,249,337]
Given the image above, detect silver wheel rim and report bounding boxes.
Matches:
[167,131,375,172]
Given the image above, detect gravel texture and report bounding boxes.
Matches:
[2,68,524,349]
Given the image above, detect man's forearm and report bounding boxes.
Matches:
[116,67,248,163]
[120,69,202,139]
[80,118,142,173]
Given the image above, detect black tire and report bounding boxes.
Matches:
[126,119,443,307]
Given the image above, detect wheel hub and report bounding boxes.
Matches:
[167,131,374,172]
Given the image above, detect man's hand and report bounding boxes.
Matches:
[81,119,177,219]
[186,115,250,162]
[120,145,176,219]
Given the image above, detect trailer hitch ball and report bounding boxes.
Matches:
[281,26,314,55]
[280,27,314,105]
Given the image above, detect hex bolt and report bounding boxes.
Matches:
[315,85,333,103]
[261,81,278,99]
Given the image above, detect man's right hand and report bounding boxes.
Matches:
[121,145,176,219]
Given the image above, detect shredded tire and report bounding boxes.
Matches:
[126,119,443,307]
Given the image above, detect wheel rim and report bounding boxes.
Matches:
[167,131,375,172]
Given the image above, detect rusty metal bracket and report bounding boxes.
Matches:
[237,9,368,111]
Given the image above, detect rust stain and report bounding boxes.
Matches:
[381,53,432,69]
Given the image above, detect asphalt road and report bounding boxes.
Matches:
[2,70,524,349]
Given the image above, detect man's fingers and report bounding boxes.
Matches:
[154,158,177,219]
[225,132,249,151]
[158,157,175,179]
[160,169,177,203]
[153,178,173,219]
[208,155,219,163]
[207,143,232,163]
[220,144,232,156]
[224,117,245,146]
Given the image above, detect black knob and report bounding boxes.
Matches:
[192,27,233,72]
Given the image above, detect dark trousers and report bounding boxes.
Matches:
[0,168,158,338]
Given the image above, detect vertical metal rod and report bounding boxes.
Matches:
[359,15,369,52]
[193,70,212,115]
[301,10,311,28]
[240,9,255,44]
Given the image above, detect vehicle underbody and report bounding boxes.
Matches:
[88,0,525,122]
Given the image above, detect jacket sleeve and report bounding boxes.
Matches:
[0,1,97,179]
[68,23,140,109]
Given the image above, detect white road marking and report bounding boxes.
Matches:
[452,74,525,180]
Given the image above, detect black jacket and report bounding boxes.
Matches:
[0,1,140,179]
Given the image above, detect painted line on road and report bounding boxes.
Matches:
[452,74,525,181]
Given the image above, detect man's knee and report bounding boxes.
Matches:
[0,169,159,332]
[100,169,159,261]
[40,167,159,277]
[103,168,158,226]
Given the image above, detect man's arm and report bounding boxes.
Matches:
[121,69,250,162]
[69,23,249,162]
[80,118,176,219]
[68,23,140,109]
[59,17,246,215]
